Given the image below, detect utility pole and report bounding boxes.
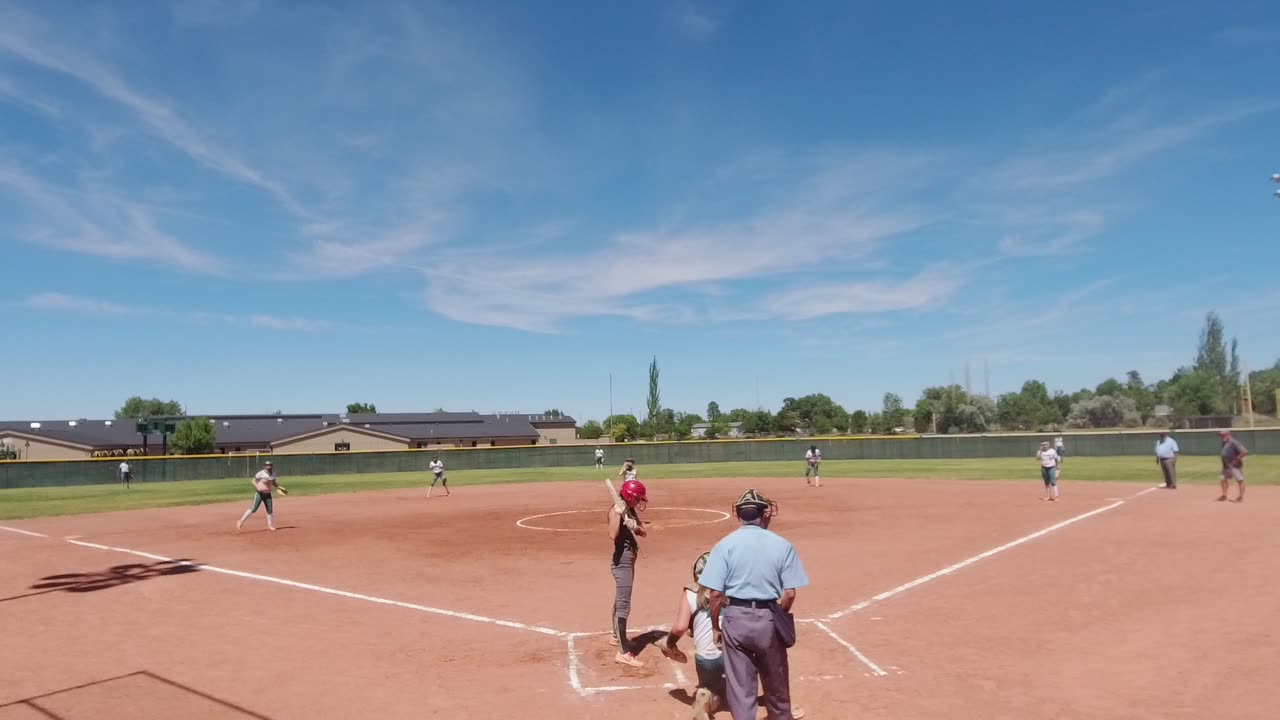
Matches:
[984,358,990,398]
[1242,362,1254,428]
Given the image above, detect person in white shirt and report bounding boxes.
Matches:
[237,461,288,531]
[1036,441,1061,502]
[428,455,449,497]
[1053,436,1066,478]
[594,447,605,470]
[662,552,726,719]
[118,461,132,489]
[804,445,822,488]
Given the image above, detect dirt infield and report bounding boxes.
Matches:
[2,475,1277,719]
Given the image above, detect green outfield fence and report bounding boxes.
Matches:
[1,428,1276,490]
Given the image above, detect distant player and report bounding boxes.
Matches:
[237,461,288,531]
[1054,436,1066,477]
[118,460,132,489]
[428,455,449,497]
[804,445,822,487]
[1037,441,1061,502]
[595,446,605,470]
[1218,430,1248,503]
[619,457,637,482]
[608,476,648,668]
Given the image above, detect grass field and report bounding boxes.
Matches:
[1,455,1273,521]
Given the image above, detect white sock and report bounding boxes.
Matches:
[1051,486,1059,498]
[266,513,274,526]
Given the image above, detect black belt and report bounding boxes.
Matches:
[727,597,776,608]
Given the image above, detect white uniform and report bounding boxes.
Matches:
[429,459,444,476]
[622,465,637,482]
[685,589,721,661]
[253,469,276,493]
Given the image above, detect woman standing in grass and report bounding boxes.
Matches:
[1037,441,1061,501]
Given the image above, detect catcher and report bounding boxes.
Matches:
[660,552,724,719]
[608,478,648,667]
[237,460,288,531]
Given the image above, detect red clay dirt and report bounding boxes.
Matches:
[1,475,1277,719]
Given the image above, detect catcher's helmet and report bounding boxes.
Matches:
[692,551,710,581]
[620,479,647,505]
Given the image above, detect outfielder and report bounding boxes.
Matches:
[237,461,288,531]
[803,445,821,487]
[118,460,132,489]
[608,477,648,667]
[594,446,605,469]
[428,455,449,497]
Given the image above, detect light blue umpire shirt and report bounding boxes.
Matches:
[698,524,809,601]
[1155,436,1180,460]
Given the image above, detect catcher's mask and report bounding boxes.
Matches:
[692,551,710,582]
[732,489,778,524]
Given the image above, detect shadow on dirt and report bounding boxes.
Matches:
[1,560,201,603]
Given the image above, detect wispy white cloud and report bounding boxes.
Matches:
[0,7,306,217]
[247,315,331,332]
[667,3,723,38]
[171,0,259,28]
[423,152,932,332]
[0,162,227,274]
[0,74,60,118]
[20,291,335,333]
[759,265,968,321]
[996,209,1105,257]
[18,292,139,315]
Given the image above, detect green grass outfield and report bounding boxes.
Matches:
[1,456,1274,521]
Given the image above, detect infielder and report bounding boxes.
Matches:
[608,477,648,668]
[1218,430,1248,503]
[1037,441,1061,501]
[699,490,808,720]
[803,445,821,487]
[237,461,288,531]
[428,455,449,497]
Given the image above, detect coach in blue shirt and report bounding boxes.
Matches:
[699,489,809,720]
[1155,430,1180,489]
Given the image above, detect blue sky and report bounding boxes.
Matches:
[3,0,1279,422]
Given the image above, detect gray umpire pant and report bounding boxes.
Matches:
[721,605,793,720]
[1160,458,1177,488]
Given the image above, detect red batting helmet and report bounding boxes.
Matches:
[620,479,647,506]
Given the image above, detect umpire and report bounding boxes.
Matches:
[697,489,809,720]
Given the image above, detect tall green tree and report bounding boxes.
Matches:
[881,393,906,431]
[646,357,662,439]
[346,402,377,414]
[1193,311,1240,412]
[578,420,604,440]
[849,410,870,433]
[115,396,184,420]
[170,417,216,455]
[706,401,721,422]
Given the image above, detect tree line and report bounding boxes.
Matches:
[579,312,1280,441]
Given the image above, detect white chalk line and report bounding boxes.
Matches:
[63,538,565,637]
[814,621,888,677]
[826,497,1139,620]
[516,507,730,532]
[0,525,48,538]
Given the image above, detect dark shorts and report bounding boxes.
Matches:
[122,472,133,481]
[695,655,726,696]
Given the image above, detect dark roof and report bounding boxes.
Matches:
[516,413,576,425]
[0,411,545,449]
